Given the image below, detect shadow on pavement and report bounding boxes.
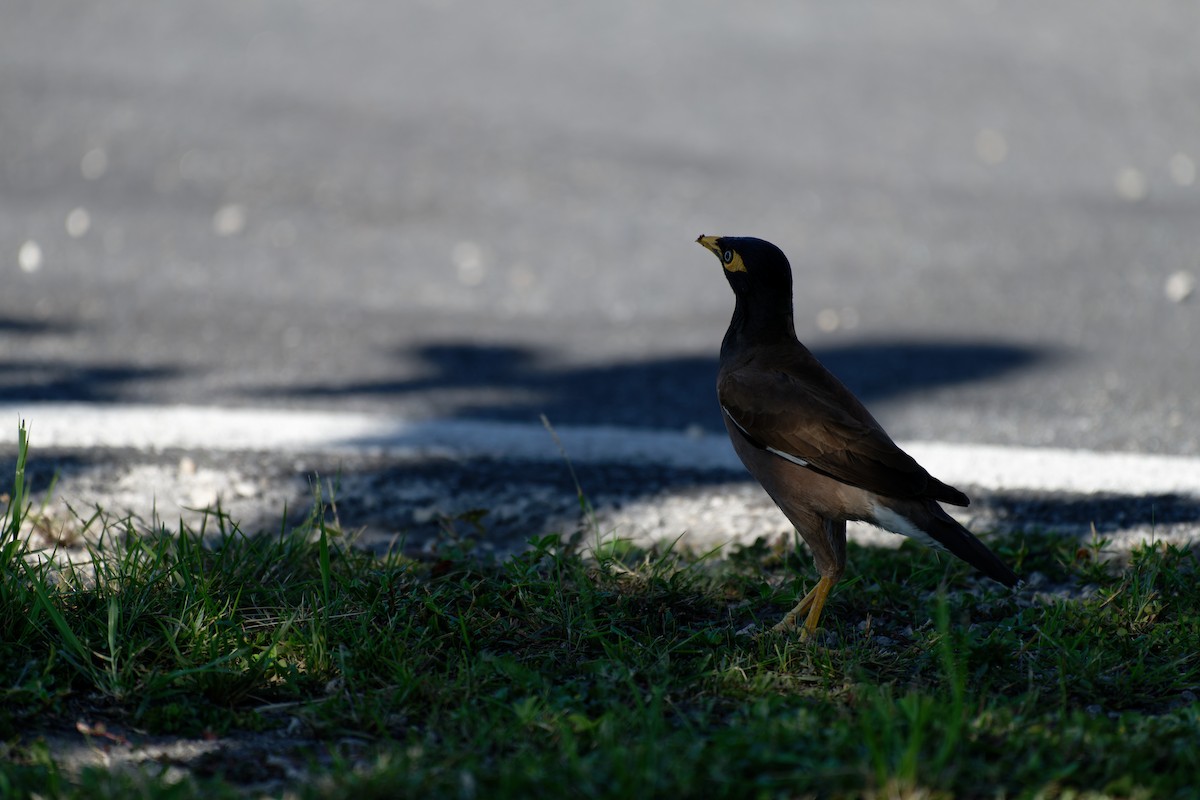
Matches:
[264,458,1200,560]
[0,318,72,335]
[7,448,1194,564]
[253,338,1051,432]
[0,362,186,403]
[0,313,188,404]
[974,492,1200,535]
[4,333,1108,559]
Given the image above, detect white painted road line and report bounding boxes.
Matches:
[2,403,1198,498]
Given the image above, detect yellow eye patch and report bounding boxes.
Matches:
[696,235,747,273]
[721,249,747,273]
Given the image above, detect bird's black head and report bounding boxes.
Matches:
[697,235,796,344]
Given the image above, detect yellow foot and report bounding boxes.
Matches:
[771,575,837,636]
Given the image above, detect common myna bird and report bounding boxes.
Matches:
[698,235,1019,635]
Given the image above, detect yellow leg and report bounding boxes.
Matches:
[771,575,837,636]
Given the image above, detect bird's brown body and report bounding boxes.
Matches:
[699,235,1018,634]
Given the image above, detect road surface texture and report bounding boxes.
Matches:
[2,1,1198,556]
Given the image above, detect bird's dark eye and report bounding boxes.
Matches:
[723,250,734,264]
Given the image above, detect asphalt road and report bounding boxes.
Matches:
[3,1,1198,455]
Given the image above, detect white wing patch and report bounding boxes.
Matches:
[871,503,946,552]
[767,445,809,468]
[722,406,809,467]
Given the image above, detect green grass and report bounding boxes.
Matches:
[2,422,1199,799]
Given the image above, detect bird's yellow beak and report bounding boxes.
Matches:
[696,235,722,256]
[696,235,746,273]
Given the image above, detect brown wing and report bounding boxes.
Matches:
[718,358,968,505]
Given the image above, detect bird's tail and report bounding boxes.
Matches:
[882,500,1020,587]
